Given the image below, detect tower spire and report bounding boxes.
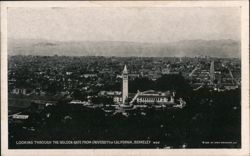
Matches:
[123,65,128,73]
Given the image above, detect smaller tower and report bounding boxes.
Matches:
[210,61,215,84]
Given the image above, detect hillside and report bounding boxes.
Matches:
[8,39,241,58]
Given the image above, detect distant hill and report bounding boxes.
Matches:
[8,39,241,58]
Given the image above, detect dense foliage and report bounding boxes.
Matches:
[9,87,241,149]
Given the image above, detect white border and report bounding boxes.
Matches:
[1,1,249,156]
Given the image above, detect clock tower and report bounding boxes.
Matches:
[122,65,128,104]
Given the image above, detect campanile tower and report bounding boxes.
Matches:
[122,65,128,104]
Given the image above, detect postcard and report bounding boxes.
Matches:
[1,1,249,156]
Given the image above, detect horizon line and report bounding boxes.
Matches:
[8,38,241,44]
[7,54,241,59]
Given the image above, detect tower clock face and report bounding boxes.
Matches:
[123,75,128,79]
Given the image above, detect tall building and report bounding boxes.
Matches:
[210,61,215,84]
[122,65,128,104]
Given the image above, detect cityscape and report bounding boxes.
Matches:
[8,55,241,148]
[7,6,241,149]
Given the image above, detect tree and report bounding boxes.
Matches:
[155,74,191,97]
[129,77,154,93]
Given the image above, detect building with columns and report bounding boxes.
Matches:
[129,90,175,105]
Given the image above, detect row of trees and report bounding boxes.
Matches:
[129,74,191,96]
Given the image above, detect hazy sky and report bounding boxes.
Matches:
[8,7,241,43]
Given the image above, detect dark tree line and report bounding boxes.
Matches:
[129,74,191,97]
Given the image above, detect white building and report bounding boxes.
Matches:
[12,88,27,95]
[98,91,122,104]
[12,114,29,120]
[130,90,175,105]
[114,96,122,103]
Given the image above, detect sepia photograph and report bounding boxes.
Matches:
[1,1,249,156]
